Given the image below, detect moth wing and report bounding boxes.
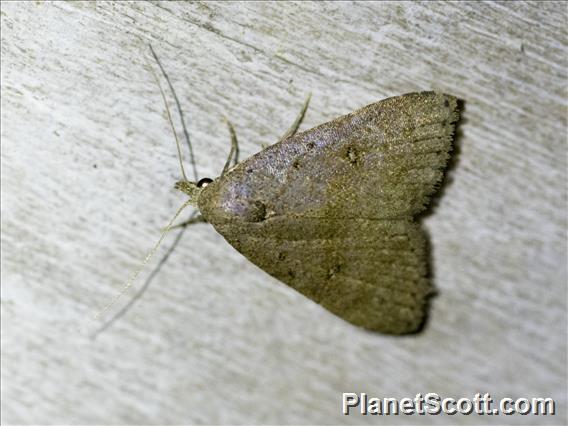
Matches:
[211,217,429,334]
[197,92,458,333]
[199,91,459,223]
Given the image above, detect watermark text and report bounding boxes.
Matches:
[342,393,555,416]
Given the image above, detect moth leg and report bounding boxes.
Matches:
[277,93,312,143]
[221,118,239,176]
[167,214,206,231]
[92,210,199,338]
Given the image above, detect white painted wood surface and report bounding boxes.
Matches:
[1,2,566,425]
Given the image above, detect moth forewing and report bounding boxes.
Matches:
[197,92,459,334]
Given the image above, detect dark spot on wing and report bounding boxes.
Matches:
[246,200,267,222]
[339,144,359,165]
[327,263,342,279]
[346,146,359,165]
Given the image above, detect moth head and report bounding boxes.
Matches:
[175,177,213,206]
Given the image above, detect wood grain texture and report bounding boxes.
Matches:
[1,2,566,425]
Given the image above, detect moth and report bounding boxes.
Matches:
[174,91,460,334]
[92,48,459,336]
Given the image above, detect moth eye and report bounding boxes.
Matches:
[197,177,213,188]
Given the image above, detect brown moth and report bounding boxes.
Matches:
[176,92,459,334]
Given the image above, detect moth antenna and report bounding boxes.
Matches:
[92,199,193,331]
[148,44,199,182]
[145,54,189,182]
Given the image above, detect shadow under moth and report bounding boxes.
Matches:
[95,50,460,336]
